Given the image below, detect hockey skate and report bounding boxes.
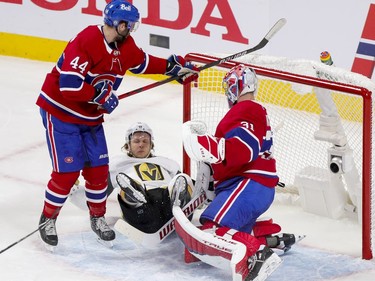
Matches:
[116,172,147,207]
[90,216,115,247]
[39,213,58,251]
[170,175,192,208]
[266,233,306,255]
[246,246,282,281]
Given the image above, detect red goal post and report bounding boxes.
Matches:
[182,52,374,260]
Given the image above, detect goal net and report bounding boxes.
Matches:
[182,53,374,260]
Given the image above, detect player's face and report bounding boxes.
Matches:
[115,22,131,42]
[129,132,152,158]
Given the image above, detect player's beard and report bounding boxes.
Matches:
[115,28,130,43]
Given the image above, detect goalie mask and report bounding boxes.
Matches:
[222,64,258,108]
[104,0,140,33]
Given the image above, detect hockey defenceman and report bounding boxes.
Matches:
[182,64,292,280]
[36,0,198,248]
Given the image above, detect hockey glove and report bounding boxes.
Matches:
[93,81,119,114]
[182,121,225,164]
[165,54,199,84]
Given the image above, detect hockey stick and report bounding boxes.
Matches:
[0,228,40,254]
[118,18,287,100]
[0,217,52,254]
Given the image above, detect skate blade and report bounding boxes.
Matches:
[275,234,307,255]
[42,242,57,252]
[296,234,307,242]
[96,237,114,248]
[39,233,57,252]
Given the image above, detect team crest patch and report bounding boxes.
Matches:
[64,157,74,163]
[135,163,164,181]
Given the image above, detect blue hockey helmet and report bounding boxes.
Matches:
[104,0,140,32]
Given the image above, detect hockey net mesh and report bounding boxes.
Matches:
[183,53,374,259]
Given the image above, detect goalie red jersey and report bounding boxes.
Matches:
[36,25,167,125]
[212,100,279,187]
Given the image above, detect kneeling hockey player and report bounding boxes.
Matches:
[179,64,300,280]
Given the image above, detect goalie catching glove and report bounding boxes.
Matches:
[92,80,119,114]
[165,54,199,84]
[182,121,225,164]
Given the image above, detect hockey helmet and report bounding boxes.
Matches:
[222,64,258,108]
[104,0,140,32]
[125,122,154,144]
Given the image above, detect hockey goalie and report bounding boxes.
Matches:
[174,64,300,281]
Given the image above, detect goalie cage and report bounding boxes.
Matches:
[181,53,374,260]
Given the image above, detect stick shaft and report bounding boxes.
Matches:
[118,18,286,100]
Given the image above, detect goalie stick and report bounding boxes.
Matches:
[118,18,287,100]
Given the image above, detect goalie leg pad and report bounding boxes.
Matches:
[184,247,201,263]
[202,221,261,257]
[174,207,279,281]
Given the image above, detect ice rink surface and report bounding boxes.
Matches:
[0,55,374,280]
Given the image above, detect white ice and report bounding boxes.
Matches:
[0,56,375,281]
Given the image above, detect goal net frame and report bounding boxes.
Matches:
[182,52,373,260]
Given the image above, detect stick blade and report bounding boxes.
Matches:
[265,18,287,41]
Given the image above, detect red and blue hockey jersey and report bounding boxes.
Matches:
[36,25,168,125]
[212,100,279,188]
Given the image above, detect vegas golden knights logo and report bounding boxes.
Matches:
[134,163,165,181]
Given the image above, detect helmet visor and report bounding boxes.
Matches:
[126,20,140,33]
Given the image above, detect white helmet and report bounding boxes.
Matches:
[222,64,258,108]
[125,122,154,144]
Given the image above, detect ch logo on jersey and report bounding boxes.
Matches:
[91,74,116,86]
[134,163,165,181]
